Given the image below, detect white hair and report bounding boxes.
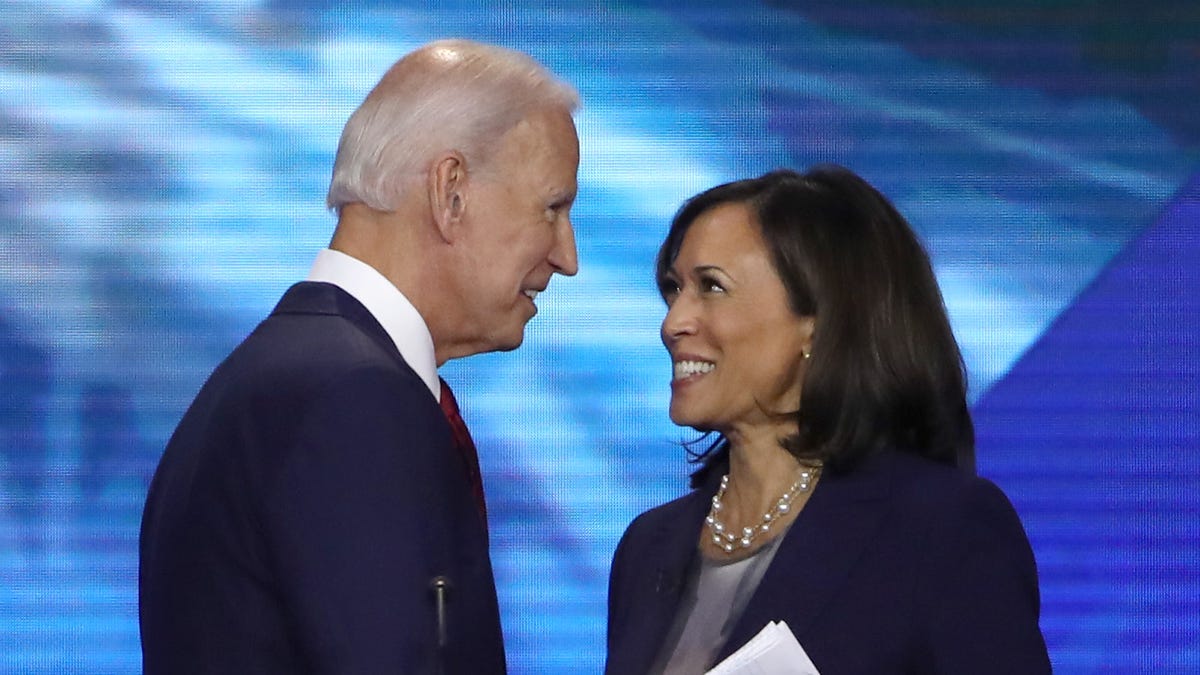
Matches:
[326,40,580,213]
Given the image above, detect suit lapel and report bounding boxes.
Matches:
[714,451,898,664]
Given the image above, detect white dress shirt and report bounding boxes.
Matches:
[306,248,440,402]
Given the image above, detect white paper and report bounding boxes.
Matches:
[704,621,820,675]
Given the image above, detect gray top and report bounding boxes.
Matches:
[650,532,788,674]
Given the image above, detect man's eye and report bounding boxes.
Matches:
[545,199,570,222]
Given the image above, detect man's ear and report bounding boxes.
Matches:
[429,151,468,242]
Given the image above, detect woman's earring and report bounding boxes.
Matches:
[802,350,811,360]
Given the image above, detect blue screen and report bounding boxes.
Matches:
[2,0,1197,672]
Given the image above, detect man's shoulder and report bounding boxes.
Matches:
[192,286,430,422]
[229,284,406,372]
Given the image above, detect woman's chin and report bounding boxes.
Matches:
[668,402,688,424]
[669,407,713,432]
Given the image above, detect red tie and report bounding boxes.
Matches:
[438,378,487,524]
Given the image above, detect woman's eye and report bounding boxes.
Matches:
[700,277,725,293]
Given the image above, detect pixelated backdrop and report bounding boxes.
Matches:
[1,0,1197,672]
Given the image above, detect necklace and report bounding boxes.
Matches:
[705,465,821,554]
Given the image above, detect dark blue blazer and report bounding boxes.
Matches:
[606,450,1051,674]
[140,282,505,674]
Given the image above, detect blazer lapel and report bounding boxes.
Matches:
[714,451,897,664]
[621,486,715,675]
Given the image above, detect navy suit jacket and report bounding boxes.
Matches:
[140,282,505,674]
[606,450,1051,674]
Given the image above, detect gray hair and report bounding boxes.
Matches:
[326,39,580,213]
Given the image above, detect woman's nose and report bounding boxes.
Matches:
[661,296,697,345]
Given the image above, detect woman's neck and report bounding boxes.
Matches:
[725,443,803,515]
[714,422,818,532]
[699,431,821,561]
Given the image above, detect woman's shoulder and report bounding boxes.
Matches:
[882,449,1005,497]
[877,449,1030,542]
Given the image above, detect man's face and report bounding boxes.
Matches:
[456,106,579,354]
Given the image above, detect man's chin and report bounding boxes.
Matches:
[495,338,524,353]
[489,328,526,353]
[478,314,533,354]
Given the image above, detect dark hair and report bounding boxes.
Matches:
[656,166,974,486]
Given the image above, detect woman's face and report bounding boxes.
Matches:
[660,201,814,436]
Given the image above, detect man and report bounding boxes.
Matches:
[139,40,580,673]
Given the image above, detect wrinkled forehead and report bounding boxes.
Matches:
[472,103,576,168]
[503,106,578,161]
[481,107,579,189]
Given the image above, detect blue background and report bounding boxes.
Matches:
[1,0,1197,672]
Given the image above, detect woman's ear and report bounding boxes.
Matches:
[800,316,816,360]
[429,151,467,241]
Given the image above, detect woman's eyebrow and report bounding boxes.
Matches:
[693,264,734,282]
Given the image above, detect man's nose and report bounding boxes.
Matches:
[549,216,578,276]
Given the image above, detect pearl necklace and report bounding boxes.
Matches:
[705,465,820,554]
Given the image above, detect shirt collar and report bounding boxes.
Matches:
[306,248,440,401]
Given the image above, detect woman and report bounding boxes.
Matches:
[606,167,1050,674]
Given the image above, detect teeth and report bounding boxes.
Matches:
[523,290,539,301]
[674,360,715,380]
